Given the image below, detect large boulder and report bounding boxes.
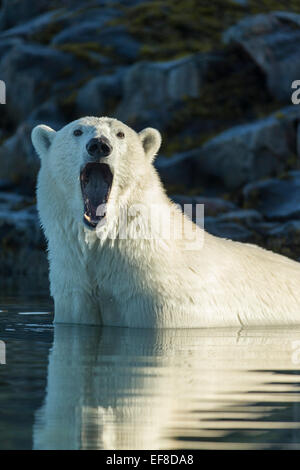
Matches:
[0,37,23,58]
[0,43,80,123]
[204,216,253,242]
[52,24,140,63]
[243,171,300,221]
[193,106,300,190]
[50,9,120,45]
[217,209,263,227]
[155,151,199,189]
[0,0,52,30]
[116,54,206,128]
[0,9,65,40]
[262,220,300,260]
[0,101,66,194]
[157,106,300,192]
[171,195,237,217]
[76,70,125,117]
[223,11,300,101]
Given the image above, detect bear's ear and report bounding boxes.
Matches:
[139,128,161,162]
[31,124,56,159]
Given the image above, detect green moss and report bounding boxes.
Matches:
[116,0,300,61]
[115,0,246,61]
[249,0,300,15]
[115,0,300,159]
[161,47,281,156]
[54,42,112,66]
[274,111,285,120]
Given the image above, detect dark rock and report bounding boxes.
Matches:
[29,100,67,129]
[0,193,47,283]
[0,0,51,31]
[0,43,79,123]
[223,12,300,101]
[53,23,140,62]
[232,0,248,5]
[263,220,300,259]
[0,9,65,40]
[0,191,34,210]
[204,216,253,242]
[116,54,206,128]
[194,106,300,190]
[155,150,199,189]
[76,71,124,117]
[251,221,280,235]
[51,10,120,45]
[171,195,236,217]
[0,102,65,194]
[297,121,300,159]
[243,171,300,221]
[0,179,14,191]
[217,209,263,227]
[0,122,39,193]
[93,25,140,62]
[0,37,23,59]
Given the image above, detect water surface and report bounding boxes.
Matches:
[1,290,300,450]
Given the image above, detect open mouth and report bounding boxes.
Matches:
[80,162,113,229]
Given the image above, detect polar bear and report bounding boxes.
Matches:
[32,116,300,328]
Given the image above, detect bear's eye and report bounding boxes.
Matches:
[73,129,83,137]
[117,131,125,139]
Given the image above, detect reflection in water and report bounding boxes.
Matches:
[34,326,300,450]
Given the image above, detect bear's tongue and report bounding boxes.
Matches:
[80,163,113,228]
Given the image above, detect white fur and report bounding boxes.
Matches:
[32,116,300,328]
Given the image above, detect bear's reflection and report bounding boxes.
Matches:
[34,324,300,450]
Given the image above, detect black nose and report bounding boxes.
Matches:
[86,137,112,158]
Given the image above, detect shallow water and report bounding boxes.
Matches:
[1,291,300,450]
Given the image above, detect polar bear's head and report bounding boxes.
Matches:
[32,117,161,229]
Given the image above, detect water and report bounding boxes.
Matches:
[1,290,300,450]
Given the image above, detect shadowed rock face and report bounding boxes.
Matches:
[223,11,300,101]
[0,43,80,123]
[0,0,52,30]
[116,55,205,128]
[0,191,48,284]
[243,171,300,221]
[193,107,300,190]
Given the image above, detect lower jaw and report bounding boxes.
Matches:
[83,213,98,229]
[83,212,106,229]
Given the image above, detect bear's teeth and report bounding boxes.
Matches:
[84,214,92,223]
